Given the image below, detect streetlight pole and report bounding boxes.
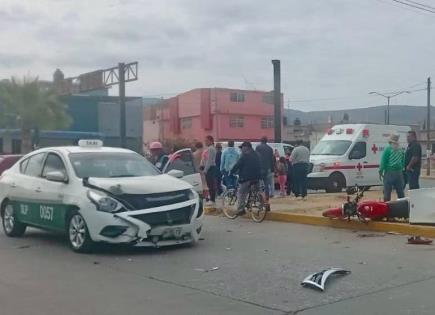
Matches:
[387,96,390,124]
[427,77,431,176]
[369,91,410,125]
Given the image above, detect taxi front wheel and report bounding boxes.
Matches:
[1,202,26,237]
[67,212,94,253]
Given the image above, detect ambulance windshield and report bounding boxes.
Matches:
[311,140,352,156]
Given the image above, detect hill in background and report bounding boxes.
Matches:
[285,105,434,128]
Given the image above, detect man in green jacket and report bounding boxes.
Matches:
[379,134,405,202]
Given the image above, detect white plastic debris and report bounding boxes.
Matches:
[301,268,351,291]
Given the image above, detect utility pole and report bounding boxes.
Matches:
[272,59,282,143]
[427,77,431,176]
[119,62,126,148]
[369,90,410,125]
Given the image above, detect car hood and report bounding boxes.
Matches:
[87,174,192,195]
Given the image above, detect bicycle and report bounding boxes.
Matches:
[222,180,267,223]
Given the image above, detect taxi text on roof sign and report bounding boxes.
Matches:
[78,139,103,147]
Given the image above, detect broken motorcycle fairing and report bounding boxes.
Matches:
[301,268,351,291]
[322,185,409,221]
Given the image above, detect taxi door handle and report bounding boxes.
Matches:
[35,187,41,193]
[363,161,368,164]
[10,183,16,188]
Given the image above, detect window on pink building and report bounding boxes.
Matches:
[230,92,245,102]
[261,117,274,129]
[229,115,244,128]
[262,93,273,104]
[180,117,192,129]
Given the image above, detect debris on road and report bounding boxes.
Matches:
[359,261,368,265]
[194,267,220,273]
[301,268,351,292]
[407,236,433,245]
[226,230,232,233]
[16,245,31,249]
[93,261,100,265]
[357,233,385,238]
[225,247,232,251]
[387,231,402,235]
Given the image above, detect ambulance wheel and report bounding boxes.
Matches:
[67,211,94,253]
[326,173,346,193]
[1,202,26,237]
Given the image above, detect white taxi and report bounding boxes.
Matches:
[0,140,203,252]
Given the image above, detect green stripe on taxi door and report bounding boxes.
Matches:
[12,201,70,232]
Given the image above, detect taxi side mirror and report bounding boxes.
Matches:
[46,171,68,183]
[167,169,184,179]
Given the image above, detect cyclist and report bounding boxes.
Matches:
[231,141,262,215]
[220,140,240,190]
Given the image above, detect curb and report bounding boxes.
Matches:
[421,176,435,180]
[205,207,435,238]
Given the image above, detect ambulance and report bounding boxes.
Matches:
[308,124,411,193]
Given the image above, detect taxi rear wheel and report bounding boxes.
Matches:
[67,212,94,253]
[1,202,26,237]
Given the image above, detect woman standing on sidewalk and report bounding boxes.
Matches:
[201,136,217,207]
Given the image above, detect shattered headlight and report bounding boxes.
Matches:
[87,190,124,213]
[188,189,198,200]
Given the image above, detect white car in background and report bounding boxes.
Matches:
[0,140,203,252]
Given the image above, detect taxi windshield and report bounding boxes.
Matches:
[311,140,352,156]
[69,152,160,178]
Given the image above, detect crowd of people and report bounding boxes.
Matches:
[147,136,311,212]
[189,136,311,213]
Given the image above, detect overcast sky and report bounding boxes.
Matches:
[1,0,434,111]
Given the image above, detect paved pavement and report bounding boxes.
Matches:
[1,216,435,314]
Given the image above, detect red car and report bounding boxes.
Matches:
[0,155,22,175]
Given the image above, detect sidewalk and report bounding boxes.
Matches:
[207,191,435,238]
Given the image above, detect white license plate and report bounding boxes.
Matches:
[162,227,182,239]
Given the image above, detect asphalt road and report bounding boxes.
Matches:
[2,216,435,314]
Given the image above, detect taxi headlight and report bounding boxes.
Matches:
[87,190,123,213]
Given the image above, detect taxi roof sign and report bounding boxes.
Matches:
[78,139,103,147]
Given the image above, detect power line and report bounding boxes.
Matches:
[375,0,435,16]
[405,0,435,10]
[391,0,435,13]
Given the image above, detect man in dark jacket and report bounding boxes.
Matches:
[255,136,275,200]
[231,142,261,214]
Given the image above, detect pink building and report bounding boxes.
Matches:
[143,88,284,146]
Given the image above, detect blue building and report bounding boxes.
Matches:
[0,94,145,154]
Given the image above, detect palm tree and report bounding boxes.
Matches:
[0,77,71,153]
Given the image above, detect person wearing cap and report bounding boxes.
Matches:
[379,134,405,202]
[149,141,168,171]
[231,141,262,215]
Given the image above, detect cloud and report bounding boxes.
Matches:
[0,0,434,111]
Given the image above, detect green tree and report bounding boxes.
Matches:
[0,77,71,153]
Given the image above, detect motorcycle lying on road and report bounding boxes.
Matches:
[322,186,409,222]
